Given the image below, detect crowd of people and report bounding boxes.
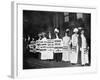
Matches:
[24,27,90,66]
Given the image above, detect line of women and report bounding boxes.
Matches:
[29,27,89,66]
[62,28,89,66]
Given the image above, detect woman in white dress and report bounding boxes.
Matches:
[62,29,71,62]
[70,28,79,64]
[80,30,89,65]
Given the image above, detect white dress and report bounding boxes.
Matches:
[70,34,79,64]
[81,34,89,65]
[62,36,71,61]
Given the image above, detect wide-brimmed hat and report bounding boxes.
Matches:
[66,29,69,32]
[73,28,78,32]
[78,27,82,30]
[54,28,59,33]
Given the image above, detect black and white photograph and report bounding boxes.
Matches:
[11,2,97,78]
[23,10,91,69]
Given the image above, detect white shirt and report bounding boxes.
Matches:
[71,34,79,46]
[63,36,70,46]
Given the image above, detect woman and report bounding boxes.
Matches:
[80,30,89,65]
[62,29,71,62]
[70,28,79,64]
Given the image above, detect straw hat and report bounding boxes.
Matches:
[66,29,69,32]
[54,28,59,33]
[78,27,82,30]
[73,28,78,32]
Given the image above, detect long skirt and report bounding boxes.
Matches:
[47,51,54,59]
[81,49,85,65]
[40,51,53,60]
[81,48,89,65]
[62,50,70,61]
[84,53,89,64]
[70,46,79,64]
[54,53,62,62]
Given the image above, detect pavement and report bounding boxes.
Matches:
[23,52,90,69]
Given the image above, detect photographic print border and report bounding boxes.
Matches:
[11,1,97,78]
